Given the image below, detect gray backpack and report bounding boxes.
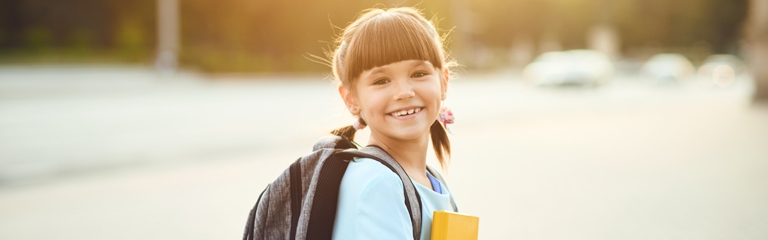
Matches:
[242,135,457,240]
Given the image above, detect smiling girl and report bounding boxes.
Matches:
[328,7,458,240]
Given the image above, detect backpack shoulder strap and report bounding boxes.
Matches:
[299,136,356,240]
[426,166,458,212]
[335,146,423,240]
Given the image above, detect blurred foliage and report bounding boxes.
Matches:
[67,28,95,56]
[0,0,749,72]
[23,26,52,52]
[0,0,154,64]
[115,17,148,62]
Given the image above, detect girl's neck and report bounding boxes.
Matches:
[368,132,429,179]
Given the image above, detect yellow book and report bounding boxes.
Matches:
[431,210,479,240]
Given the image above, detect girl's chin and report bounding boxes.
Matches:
[370,116,433,140]
[385,126,431,140]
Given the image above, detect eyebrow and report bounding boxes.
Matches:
[369,61,428,75]
[369,61,430,75]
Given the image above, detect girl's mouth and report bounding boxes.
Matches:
[389,107,424,117]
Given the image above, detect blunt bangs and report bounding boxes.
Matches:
[342,9,444,85]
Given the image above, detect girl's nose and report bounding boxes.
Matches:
[393,79,416,100]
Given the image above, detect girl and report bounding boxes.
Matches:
[328,7,458,240]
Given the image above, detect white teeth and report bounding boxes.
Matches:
[392,108,421,117]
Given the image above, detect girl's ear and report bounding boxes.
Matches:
[441,68,450,100]
[338,84,360,114]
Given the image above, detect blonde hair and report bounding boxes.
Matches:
[329,7,454,168]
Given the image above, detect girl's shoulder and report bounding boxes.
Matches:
[347,157,399,176]
[340,157,406,198]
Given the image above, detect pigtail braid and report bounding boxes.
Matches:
[330,125,356,141]
[331,117,367,142]
[430,119,451,169]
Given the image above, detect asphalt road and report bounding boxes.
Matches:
[1,66,766,239]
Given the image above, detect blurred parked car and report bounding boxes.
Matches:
[697,54,745,88]
[522,50,614,87]
[639,53,695,83]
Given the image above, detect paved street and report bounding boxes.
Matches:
[1,66,767,239]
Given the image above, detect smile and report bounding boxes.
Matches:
[389,107,424,117]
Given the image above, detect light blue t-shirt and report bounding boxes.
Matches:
[332,157,456,240]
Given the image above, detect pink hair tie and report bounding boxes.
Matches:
[439,107,454,133]
[352,117,367,130]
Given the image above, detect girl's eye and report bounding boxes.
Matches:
[373,78,390,85]
[412,71,428,78]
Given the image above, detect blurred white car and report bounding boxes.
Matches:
[639,53,695,83]
[696,54,745,88]
[522,50,614,86]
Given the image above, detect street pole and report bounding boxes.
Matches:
[746,0,768,102]
[156,0,179,73]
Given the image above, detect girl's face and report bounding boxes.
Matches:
[342,60,448,142]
